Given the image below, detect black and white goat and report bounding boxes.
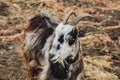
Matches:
[23,11,92,80]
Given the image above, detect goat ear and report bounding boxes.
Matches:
[41,11,58,28]
[45,17,58,28]
[78,30,85,37]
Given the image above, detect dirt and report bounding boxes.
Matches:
[0,0,120,80]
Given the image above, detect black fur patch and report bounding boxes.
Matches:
[49,62,69,79]
[29,15,47,31]
[58,35,64,44]
[56,44,60,50]
[68,29,77,45]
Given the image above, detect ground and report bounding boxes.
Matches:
[0,0,120,80]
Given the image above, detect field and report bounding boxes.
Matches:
[0,0,120,80]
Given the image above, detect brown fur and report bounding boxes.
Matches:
[22,14,56,80]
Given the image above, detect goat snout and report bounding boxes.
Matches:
[49,53,59,63]
[49,54,55,59]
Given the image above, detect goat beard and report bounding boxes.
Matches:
[49,61,70,79]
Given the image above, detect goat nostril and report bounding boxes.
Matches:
[49,54,54,59]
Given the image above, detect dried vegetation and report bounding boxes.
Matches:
[0,0,120,80]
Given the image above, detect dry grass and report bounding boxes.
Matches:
[0,0,120,80]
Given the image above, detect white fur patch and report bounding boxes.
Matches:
[55,23,74,34]
[41,34,54,66]
[49,23,80,66]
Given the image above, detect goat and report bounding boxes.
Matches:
[23,11,92,80]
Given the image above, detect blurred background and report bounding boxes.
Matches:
[0,0,120,80]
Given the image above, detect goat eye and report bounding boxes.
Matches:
[68,36,75,45]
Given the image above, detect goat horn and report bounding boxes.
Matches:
[63,11,77,24]
[69,14,93,26]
